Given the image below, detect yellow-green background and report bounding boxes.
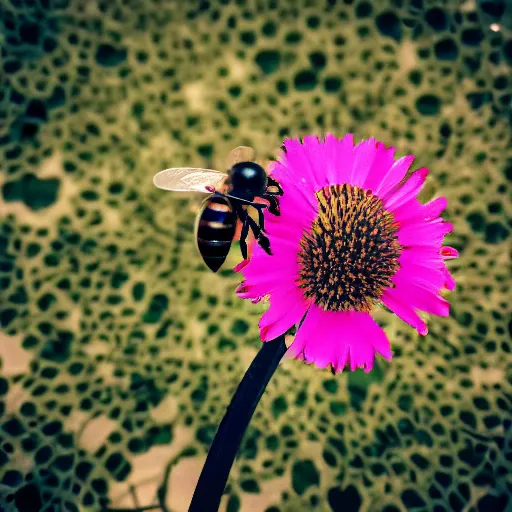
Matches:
[0,0,511,511]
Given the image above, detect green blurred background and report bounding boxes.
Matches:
[0,0,511,511]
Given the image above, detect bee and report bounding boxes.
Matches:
[153,146,283,272]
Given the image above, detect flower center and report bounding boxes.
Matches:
[297,184,401,312]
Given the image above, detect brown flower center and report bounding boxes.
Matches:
[298,184,401,312]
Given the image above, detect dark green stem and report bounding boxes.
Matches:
[188,335,287,512]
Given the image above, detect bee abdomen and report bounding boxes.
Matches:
[196,196,237,272]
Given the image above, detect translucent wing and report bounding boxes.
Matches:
[153,167,227,193]
[227,146,256,167]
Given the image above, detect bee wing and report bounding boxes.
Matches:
[153,167,227,193]
[227,146,256,167]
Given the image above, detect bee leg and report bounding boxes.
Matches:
[242,201,268,232]
[267,176,284,196]
[246,216,272,256]
[255,205,265,232]
[262,193,280,216]
[234,205,251,260]
[239,215,250,260]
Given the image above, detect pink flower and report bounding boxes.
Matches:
[236,134,458,373]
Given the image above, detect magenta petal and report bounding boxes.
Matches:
[364,142,396,192]
[391,198,423,223]
[281,138,320,190]
[399,245,445,265]
[385,167,429,210]
[323,133,355,186]
[259,287,310,341]
[441,246,459,260]
[424,197,448,219]
[288,306,392,373]
[349,337,376,373]
[442,266,456,291]
[288,305,331,368]
[333,343,350,374]
[391,272,450,317]
[238,260,295,299]
[235,280,265,302]
[271,175,316,219]
[236,282,262,300]
[238,276,287,299]
[302,135,321,147]
[374,154,415,197]
[392,196,447,224]
[322,134,340,186]
[234,259,250,272]
[242,241,298,279]
[350,137,377,187]
[416,291,450,317]
[269,162,317,211]
[336,133,356,185]
[398,220,453,247]
[382,289,428,335]
[265,211,310,249]
[399,248,451,282]
[397,254,446,291]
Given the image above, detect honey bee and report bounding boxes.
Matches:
[153,146,283,272]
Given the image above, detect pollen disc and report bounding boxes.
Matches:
[298,184,401,312]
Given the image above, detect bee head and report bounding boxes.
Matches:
[230,162,267,198]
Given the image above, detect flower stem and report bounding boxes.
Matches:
[188,335,287,512]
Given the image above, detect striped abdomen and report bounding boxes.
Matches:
[196,195,237,272]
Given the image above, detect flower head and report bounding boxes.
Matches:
[236,134,458,373]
